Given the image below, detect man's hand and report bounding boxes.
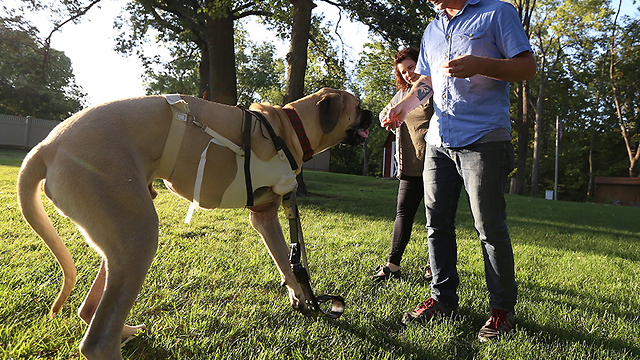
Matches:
[441,55,478,78]
[442,52,537,81]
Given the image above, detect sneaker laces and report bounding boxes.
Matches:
[415,297,437,314]
[486,308,511,330]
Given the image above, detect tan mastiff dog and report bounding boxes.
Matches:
[17,87,373,359]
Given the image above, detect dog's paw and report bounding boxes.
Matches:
[121,323,146,340]
[287,287,312,316]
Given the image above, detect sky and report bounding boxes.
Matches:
[9,0,640,108]
[23,0,369,108]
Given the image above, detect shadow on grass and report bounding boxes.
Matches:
[516,278,640,357]
[302,171,640,262]
[0,147,29,167]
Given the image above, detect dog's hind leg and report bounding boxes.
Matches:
[78,212,158,360]
[63,174,160,359]
[78,259,147,340]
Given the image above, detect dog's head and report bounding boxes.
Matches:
[314,88,373,146]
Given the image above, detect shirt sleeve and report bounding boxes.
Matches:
[415,28,432,77]
[495,2,533,59]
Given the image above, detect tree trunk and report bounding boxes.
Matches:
[286,0,316,196]
[205,2,237,105]
[513,0,534,195]
[362,139,369,176]
[515,81,530,195]
[198,42,210,99]
[531,58,546,198]
[586,125,595,201]
[284,0,315,104]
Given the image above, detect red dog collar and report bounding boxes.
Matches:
[283,107,314,162]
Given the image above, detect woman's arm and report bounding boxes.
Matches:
[382,75,433,128]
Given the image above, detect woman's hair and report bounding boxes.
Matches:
[394,47,420,92]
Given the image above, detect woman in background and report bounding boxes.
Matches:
[373,47,433,281]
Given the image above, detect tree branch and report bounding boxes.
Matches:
[41,0,103,80]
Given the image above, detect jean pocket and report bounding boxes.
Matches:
[505,142,515,174]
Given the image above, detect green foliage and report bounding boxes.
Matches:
[349,41,398,177]
[2,149,640,359]
[303,15,348,94]
[336,0,436,48]
[235,24,286,107]
[0,16,85,120]
[611,16,640,175]
[142,42,201,97]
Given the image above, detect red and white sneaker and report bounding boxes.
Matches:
[401,297,456,325]
[478,308,515,342]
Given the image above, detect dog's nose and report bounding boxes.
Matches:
[362,110,374,129]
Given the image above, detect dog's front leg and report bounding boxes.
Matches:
[249,202,311,315]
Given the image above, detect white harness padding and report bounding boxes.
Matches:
[184,112,298,223]
[157,94,190,179]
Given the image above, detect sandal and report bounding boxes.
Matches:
[372,265,401,281]
[424,263,433,282]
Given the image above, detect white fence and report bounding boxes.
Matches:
[0,114,60,149]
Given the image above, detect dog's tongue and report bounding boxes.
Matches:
[357,129,369,138]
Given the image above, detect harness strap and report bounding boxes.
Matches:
[246,110,299,172]
[185,139,215,223]
[157,94,190,179]
[192,120,244,155]
[242,110,254,207]
[283,192,345,319]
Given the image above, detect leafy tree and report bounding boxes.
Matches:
[115,0,271,105]
[0,16,85,120]
[330,0,435,49]
[350,41,396,177]
[608,4,640,177]
[141,41,201,97]
[511,0,535,196]
[235,25,285,107]
[528,0,611,196]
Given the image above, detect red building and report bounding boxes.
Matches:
[594,177,640,206]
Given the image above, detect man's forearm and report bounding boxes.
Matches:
[476,52,537,82]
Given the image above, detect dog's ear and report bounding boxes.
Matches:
[317,92,344,134]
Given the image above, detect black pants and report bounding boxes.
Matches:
[387,175,424,266]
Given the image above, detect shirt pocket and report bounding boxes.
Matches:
[455,29,488,57]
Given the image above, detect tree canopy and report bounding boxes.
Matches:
[0,16,85,120]
[2,0,639,202]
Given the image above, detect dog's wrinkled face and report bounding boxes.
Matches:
[314,88,373,147]
[342,106,373,146]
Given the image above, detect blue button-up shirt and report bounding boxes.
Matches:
[415,0,533,148]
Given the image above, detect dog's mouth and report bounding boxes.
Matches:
[343,109,374,146]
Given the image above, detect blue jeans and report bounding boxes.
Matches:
[423,141,516,311]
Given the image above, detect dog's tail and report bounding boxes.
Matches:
[17,148,77,317]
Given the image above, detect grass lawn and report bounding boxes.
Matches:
[1,147,639,359]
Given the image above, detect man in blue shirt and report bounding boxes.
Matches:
[383,0,536,341]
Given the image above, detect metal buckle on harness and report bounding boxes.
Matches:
[192,120,207,131]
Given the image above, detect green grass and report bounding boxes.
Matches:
[1,147,639,359]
